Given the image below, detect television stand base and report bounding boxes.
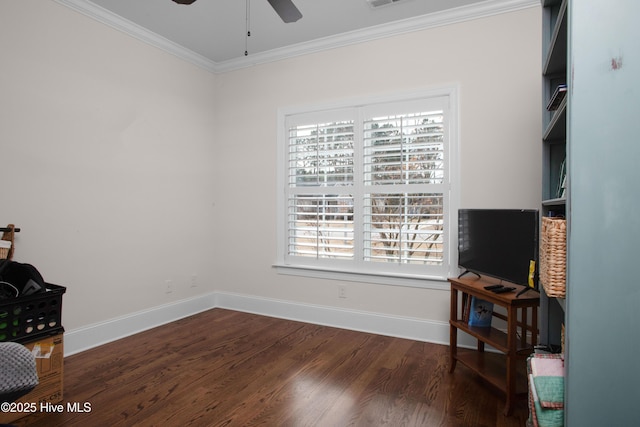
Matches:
[458,269,481,280]
[516,286,539,298]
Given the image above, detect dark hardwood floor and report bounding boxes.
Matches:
[15,309,529,426]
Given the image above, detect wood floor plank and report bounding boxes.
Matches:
[14,309,529,426]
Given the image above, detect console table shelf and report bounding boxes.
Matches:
[449,320,533,354]
[454,348,529,397]
[449,276,539,416]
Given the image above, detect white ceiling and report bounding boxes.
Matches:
[55,0,536,72]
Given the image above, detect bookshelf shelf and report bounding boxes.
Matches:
[544,96,567,141]
[542,197,566,207]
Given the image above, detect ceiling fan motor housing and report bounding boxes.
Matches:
[171,0,302,24]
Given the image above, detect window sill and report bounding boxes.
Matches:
[273,264,450,290]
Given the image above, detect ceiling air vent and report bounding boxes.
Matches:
[366,0,407,8]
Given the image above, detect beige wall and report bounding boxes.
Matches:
[1,1,218,329]
[1,1,541,335]
[212,8,542,323]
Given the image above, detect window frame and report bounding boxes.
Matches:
[275,87,459,289]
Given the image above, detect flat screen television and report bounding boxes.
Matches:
[458,209,539,287]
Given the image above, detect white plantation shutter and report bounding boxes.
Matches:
[287,120,355,260]
[362,108,446,267]
[280,90,455,281]
[363,111,445,186]
[363,193,444,264]
[287,121,355,187]
[287,194,354,259]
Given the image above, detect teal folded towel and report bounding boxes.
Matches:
[533,376,564,408]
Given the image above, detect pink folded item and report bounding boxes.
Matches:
[531,357,564,378]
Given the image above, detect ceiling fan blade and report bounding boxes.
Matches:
[267,0,302,23]
[172,0,197,4]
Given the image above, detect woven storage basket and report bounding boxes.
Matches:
[539,217,566,298]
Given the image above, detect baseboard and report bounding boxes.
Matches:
[214,291,453,344]
[64,293,216,356]
[65,291,476,356]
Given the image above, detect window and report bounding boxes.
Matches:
[277,88,458,286]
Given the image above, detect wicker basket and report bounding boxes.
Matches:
[539,217,566,298]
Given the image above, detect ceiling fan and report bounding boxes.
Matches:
[171,0,302,23]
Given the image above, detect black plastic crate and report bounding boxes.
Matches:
[0,283,65,343]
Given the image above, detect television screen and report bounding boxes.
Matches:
[458,209,538,287]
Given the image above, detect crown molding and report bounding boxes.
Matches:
[54,0,538,75]
[216,0,538,73]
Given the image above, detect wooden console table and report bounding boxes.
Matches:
[449,276,539,416]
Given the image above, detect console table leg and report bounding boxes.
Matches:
[503,401,512,417]
[449,324,457,373]
[504,306,517,416]
[449,288,458,373]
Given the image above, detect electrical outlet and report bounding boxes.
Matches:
[165,279,173,294]
[338,285,347,299]
[190,274,198,288]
